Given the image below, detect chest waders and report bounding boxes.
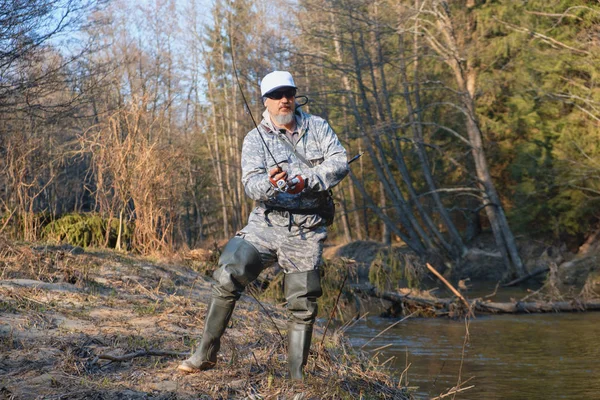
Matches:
[178,237,323,381]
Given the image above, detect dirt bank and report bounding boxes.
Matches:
[325,234,600,294]
[0,239,410,399]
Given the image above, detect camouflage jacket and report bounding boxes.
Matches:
[241,108,349,213]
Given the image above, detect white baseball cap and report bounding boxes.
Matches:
[260,71,297,96]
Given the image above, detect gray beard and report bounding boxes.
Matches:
[271,112,294,127]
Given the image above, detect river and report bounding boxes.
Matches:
[345,307,600,399]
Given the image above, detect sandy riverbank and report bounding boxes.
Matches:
[0,239,410,399]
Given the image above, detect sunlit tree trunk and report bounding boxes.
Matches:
[416,0,525,276]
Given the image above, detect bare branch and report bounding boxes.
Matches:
[525,6,600,28]
[492,16,591,55]
[93,349,188,364]
[568,185,600,197]
[418,187,483,198]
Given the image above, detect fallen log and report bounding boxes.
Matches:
[92,349,189,365]
[0,279,82,293]
[350,285,448,306]
[350,285,600,315]
[473,299,600,313]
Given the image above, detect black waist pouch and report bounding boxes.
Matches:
[262,191,336,226]
[318,191,335,226]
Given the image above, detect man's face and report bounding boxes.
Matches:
[264,87,297,126]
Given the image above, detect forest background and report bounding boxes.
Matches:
[1,0,599,280]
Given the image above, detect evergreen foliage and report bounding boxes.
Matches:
[474,1,600,239]
[42,214,130,249]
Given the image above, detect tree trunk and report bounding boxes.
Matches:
[204,59,229,239]
[397,29,466,259]
[380,182,391,245]
[346,26,427,249]
[338,186,352,243]
[116,207,124,251]
[416,0,525,276]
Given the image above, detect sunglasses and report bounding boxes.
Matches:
[265,88,297,100]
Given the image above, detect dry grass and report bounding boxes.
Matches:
[0,237,411,399]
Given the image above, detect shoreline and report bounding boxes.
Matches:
[0,240,411,399]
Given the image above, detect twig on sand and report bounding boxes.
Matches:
[92,349,188,364]
[129,277,161,301]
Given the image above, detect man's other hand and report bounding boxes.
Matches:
[269,167,288,191]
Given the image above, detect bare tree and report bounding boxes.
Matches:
[292,0,468,265]
[408,0,526,276]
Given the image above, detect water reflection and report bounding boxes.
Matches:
[346,312,600,399]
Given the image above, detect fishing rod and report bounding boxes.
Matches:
[348,152,363,164]
[229,39,291,192]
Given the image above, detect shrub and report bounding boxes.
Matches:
[42,213,131,249]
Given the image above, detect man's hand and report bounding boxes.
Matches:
[286,175,306,195]
[269,167,288,191]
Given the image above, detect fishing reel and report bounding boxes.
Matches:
[276,179,288,192]
[275,176,301,193]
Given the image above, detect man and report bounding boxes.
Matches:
[178,71,349,380]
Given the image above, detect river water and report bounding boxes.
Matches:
[345,308,600,399]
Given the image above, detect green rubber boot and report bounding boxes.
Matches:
[288,322,314,380]
[178,297,234,372]
[285,269,322,380]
